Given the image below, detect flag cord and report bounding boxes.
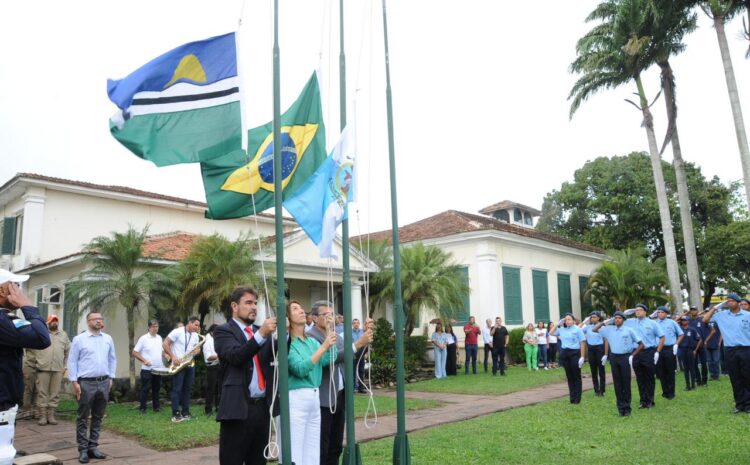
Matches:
[325,258,338,414]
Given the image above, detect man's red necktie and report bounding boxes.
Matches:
[244,326,266,391]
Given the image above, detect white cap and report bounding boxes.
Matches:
[0,269,29,283]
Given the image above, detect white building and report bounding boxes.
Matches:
[0,173,376,378]
[365,203,606,338]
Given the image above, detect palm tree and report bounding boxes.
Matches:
[698,0,750,206]
[372,242,469,335]
[586,248,669,311]
[355,239,393,317]
[570,0,684,311]
[65,226,168,391]
[174,233,271,325]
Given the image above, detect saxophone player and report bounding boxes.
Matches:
[163,316,202,423]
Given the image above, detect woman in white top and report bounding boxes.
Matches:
[535,320,549,370]
[547,321,559,368]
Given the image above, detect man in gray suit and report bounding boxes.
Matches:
[306,301,372,465]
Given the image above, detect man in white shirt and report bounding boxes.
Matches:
[163,316,201,422]
[202,324,220,416]
[132,320,164,414]
[481,319,493,373]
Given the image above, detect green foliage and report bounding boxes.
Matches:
[354,239,393,317]
[404,335,429,373]
[506,328,526,364]
[701,221,750,302]
[586,248,668,311]
[370,317,396,385]
[368,242,470,335]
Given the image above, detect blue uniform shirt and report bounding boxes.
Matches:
[598,325,641,354]
[656,318,683,346]
[555,325,585,349]
[705,321,721,350]
[624,317,664,349]
[689,318,711,342]
[679,326,702,349]
[583,325,604,346]
[709,309,750,347]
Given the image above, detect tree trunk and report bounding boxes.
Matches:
[714,15,750,207]
[635,76,684,312]
[126,307,136,392]
[702,280,716,310]
[659,61,702,309]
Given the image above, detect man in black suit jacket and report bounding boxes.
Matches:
[214,286,277,465]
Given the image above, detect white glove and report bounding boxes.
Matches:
[578,357,584,369]
[628,355,633,368]
[673,345,678,356]
[653,352,660,365]
[601,355,608,366]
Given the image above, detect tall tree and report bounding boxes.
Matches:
[66,226,167,391]
[355,239,393,317]
[175,233,271,325]
[372,242,469,335]
[570,0,683,311]
[699,0,750,206]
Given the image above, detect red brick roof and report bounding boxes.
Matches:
[360,210,604,254]
[479,200,541,216]
[142,232,199,261]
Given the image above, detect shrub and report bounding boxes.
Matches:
[370,318,427,385]
[404,335,428,372]
[507,327,526,364]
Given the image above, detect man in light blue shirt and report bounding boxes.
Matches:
[67,312,116,464]
[624,304,664,409]
[703,293,750,413]
[594,311,644,416]
[655,306,683,400]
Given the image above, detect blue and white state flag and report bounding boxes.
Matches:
[284,126,355,259]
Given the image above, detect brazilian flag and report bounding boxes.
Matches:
[201,73,326,219]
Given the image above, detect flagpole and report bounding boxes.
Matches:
[381,1,410,464]
[338,0,362,463]
[272,0,292,463]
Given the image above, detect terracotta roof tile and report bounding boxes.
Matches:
[359,210,604,254]
[141,232,200,261]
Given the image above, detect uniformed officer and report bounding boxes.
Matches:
[593,311,644,416]
[678,316,702,391]
[703,293,750,413]
[551,314,586,404]
[582,311,607,396]
[688,306,709,386]
[624,304,665,409]
[655,306,683,400]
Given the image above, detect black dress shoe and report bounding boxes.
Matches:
[88,448,107,459]
[79,451,90,464]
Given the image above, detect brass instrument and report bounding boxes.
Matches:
[152,332,206,376]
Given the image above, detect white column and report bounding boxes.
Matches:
[476,242,499,324]
[351,282,363,323]
[20,187,46,268]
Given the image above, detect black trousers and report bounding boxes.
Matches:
[139,369,161,411]
[609,354,632,415]
[76,378,109,452]
[560,348,582,404]
[483,344,492,372]
[633,348,657,407]
[548,342,558,365]
[587,344,606,394]
[320,391,345,465]
[726,346,750,411]
[219,399,270,465]
[679,348,697,389]
[694,347,708,384]
[491,346,506,375]
[446,344,457,375]
[656,349,677,399]
[205,364,220,414]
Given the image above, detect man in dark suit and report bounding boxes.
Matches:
[214,286,277,465]
[306,301,372,465]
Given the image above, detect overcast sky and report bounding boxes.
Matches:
[1,1,749,238]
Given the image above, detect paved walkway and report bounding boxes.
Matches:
[14,374,611,465]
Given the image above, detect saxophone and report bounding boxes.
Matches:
[152,333,206,376]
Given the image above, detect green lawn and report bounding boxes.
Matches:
[362,377,749,465]
[58,394,440,451]
[406,366,568,395]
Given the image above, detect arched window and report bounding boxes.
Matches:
[514,208,523,222]
[495,210,510,222]
[524,212,533,225]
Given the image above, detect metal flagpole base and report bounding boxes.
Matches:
[342,443,363,465]
[392,433,411,465]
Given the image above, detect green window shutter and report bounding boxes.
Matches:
[502,266,522,325]
[63,287,80,336]
[558,273,572,317]
[1,217,17,255]
[579,276,592,314]
[532,270,550,322]
[441,266,470,325]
